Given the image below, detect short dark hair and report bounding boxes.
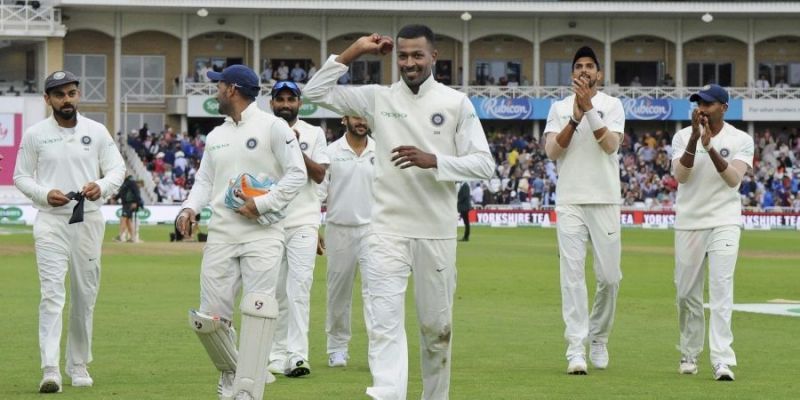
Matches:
[397,24,435,45]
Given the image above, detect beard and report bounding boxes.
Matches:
[275,108,298,124]
[400,66,430,88]
[346,120,370,137]
[217,98,231,116]
[579,73,598,88]
[53,104,76,120]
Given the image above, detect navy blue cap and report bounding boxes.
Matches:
[207,64,260,95]
[271,80,302,98]
[689,84,729,104]
[45,70,80,92]
[572,46,601,71]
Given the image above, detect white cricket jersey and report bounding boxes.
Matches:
[544,92,625,205]
[304,55,496,239]
[672,123,754,230]
[323,134,376,226]
[14,113,125,214]
[283,119,330,228]
[181,102,307,244]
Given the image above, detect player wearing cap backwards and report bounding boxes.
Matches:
[176,65,307,400]
[13,70,126,393]
[266,80,330,378]
[671,84,753,381]
[543,46,626,375]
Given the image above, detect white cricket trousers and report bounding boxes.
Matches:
[364,233,457,400]
[556,204,622,360]
[199,237,283,320]
[34,211,105,369]
[270,224,318,363]
[325,223,374,355]
[674,225,740,366]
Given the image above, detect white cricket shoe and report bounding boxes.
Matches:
[67,364,93,387]
[679,357,698,375]
[217,371,234,399]
[39,366,62,393]
[267,359,285,375]
[328,351,348,367]
[712,363,735,381]
[567,355,588,375]
[589,341,609,369]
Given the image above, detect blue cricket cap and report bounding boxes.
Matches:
[207,64,260,96]
[690,84,729,104]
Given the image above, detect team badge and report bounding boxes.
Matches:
[370,156,375,165]
[597,110,604,119]
[246,138,258,149]
[720,148,730,157]
[53,71,66,80]
[300,142,309,151]
[81,136,92,145]
[431,113,445,126]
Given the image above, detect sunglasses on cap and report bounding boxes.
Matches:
[271,81,301,97]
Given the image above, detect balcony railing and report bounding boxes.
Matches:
[0,0,65,36]
[183,82,800,100]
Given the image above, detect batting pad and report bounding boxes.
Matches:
[189,310,237,373]
[232,293,279,400]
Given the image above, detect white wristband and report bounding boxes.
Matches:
[585,109,604,132]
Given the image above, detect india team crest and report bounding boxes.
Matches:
[81,136,92,145]
[300,142,309,151]
[246,138,258,149]
[53,71,66,80]
[431,113,445,126]
[720,148,730,157]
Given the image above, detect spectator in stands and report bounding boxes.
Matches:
[290,62,307,82]
[307,62,317,81]
[775,79,790,89]
[629,76,642,87]
[755,74,770,89]
[276,61,289,80]
[139,123,149,143]
[662,73,675,87]
[262,63,274,83]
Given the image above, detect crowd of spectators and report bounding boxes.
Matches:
[123,121,799,211]
[126,124,205,204]
[477,127,800,210]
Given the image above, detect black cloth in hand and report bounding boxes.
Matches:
[65,191,85,224]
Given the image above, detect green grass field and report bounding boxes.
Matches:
[1,225,798,399]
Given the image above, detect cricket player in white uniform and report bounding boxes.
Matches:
[305,25,495,400]
[671,84,753,381]
[176,65,307,400]
[13,70,126,393]
[267,80,330,378]
[544,46,625,375]
[320,115,376,368]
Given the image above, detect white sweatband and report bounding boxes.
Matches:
[585,109,604,131]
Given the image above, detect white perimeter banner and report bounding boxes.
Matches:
[742,99,800,121]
